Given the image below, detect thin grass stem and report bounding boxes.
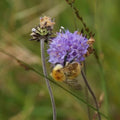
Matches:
[0,48,108,119]
[81,70,101,120]
[94,0,110,117]
[83,62,92,120]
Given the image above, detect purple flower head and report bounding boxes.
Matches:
[47,30,89,65]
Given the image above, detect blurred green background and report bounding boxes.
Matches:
[0,0,120,120]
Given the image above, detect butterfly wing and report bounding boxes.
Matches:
[64,79,82,90]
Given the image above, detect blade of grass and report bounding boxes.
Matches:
[14,2,48,20]
[0,48,108,119]
[94,50,109,118]
[94,0,110,118]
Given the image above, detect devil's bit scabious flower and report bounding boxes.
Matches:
[30,16,55,43]
[47,30,89,65]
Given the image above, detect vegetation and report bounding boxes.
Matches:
[0,0,120,120]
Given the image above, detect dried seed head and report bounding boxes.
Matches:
[85,37,95,56]
[40,16,55,29]
[98,92,104,107]
[87,37,95,45]
[30,16,55,43]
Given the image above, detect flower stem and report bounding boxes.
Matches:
[40,39,56,120]
[81,70,101,120]
[83,62,92,120]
